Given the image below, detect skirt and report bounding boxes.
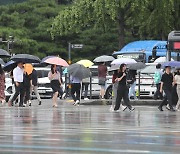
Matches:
[50,80,61,93]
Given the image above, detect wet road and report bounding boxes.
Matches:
[0,100,180,153]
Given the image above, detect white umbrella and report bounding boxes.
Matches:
[111,58,137,65]
[154,57,174,63]
[93,55,115,63]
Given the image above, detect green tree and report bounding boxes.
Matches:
[51,0,144,49]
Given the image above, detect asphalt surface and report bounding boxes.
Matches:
[0,99,180,153]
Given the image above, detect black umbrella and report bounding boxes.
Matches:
[0,49,11,57]
[67,63,90,80]
[3,60,17,72]
[0,58,5,65]
[10,54,40,63]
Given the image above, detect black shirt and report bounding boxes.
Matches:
[23,73,32,87]
[161,73,173,90]
[31,69,38,86]
[117,72,126,86]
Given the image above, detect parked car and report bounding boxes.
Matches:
[5,73,13,101]
[33,67,53,98]
[135,64,157,98]
[88,66,113,99]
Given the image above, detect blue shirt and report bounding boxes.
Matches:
[70,76,81,83]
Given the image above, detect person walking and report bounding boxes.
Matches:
[30,69,42,106]
[70,75,81,106]
[127,70,137,100]
[8,62,25,107]
[0,64,6,105]
[82,77,90,100]
[175,68,180,111]
[23,71,32,106]
[114,64,135,112]
[48,64,62,107]
[158,66,175,111]
[154,63,163,100]
[98,62,107,99]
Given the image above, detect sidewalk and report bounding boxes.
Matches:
[78,99,162,106]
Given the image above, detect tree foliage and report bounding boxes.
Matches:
[52,0,179,49]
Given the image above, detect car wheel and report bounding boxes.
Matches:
[105,85,112,99]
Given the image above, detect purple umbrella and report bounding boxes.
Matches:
[162,61,180,68]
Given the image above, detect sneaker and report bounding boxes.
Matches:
[158,106,163,111]
[169,108,176,112]
[73,100,80,106]
[84,98,89,101]
[62,93,66,99]
[120,104,127,111]
[38,101,41,105]
[166,104,170,110]
[129,107,135,112]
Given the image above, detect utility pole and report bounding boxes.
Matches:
[0,36,14,55]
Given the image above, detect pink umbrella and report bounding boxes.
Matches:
[44,57,69,66]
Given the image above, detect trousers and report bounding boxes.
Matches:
[71,83,81,102]
[114,85,132,111]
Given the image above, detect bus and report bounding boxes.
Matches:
[113,40,178,63]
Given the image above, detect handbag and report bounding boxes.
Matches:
[98,77,106,85]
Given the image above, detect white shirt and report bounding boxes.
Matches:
[13,66,24,82]
[175,74,180,85]
[48,71,60,81]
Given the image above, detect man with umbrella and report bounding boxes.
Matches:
[158,66,175,111]
[8,61,25,107]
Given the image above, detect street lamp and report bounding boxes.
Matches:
[0,36,14,55]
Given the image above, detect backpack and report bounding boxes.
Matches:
[154,71,161,84]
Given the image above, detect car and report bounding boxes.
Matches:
[135,64,157,98]
[87,66,113,99]
[5,73,13,101]
[33,67,53,98]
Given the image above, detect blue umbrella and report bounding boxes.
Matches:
[3,60,17,72]
[162,61,180,68]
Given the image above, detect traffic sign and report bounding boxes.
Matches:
[71,44,83,49]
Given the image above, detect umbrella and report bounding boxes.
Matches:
[11,54,41,63]
[76,59,94,67]
[3,60,17,72]
[0,49,11,57]
[67,63,90,80]
[162,61,180,68]
[127,62,146,70]
[108,65,120,72]
[111,58,137,65]
[41,56,56,63]
[24,64,33,75]
[43,56,69,67]
[93,55,115,63]
[0,58,5,65]
[154,57,174,63]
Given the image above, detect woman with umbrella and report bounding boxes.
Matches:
[114,64,135,112]
[48,64,62,107]
[0,64,6,105]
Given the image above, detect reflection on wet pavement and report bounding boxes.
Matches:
[0,102,180,153]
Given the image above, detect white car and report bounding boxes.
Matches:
[88,66,113,99]
[34,67,53,98]
[135,64,157,98]
[5,75,13,101]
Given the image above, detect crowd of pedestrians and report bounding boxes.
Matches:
[0,60,179,112]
